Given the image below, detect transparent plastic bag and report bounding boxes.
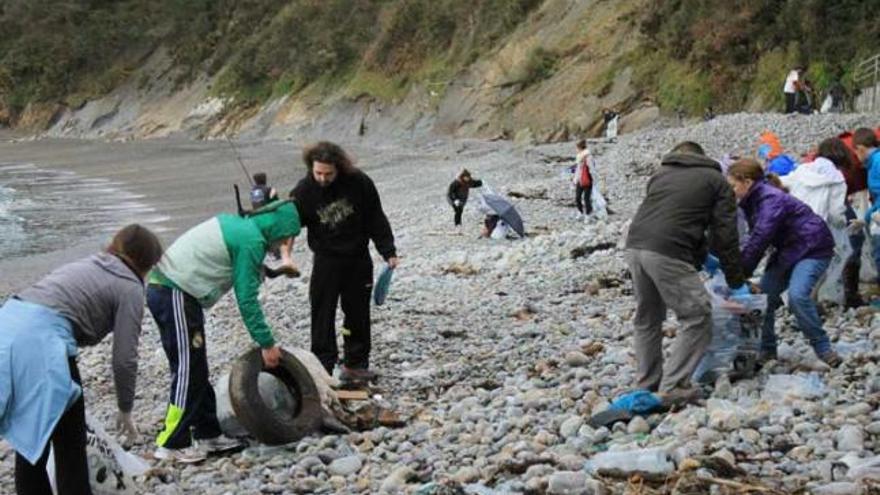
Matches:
[692,273,767,384]
[590,189,608,220]
[763,373,826,400]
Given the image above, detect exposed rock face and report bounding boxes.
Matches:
[41,2,657,143]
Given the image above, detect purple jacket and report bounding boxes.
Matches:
[739,181,834,277]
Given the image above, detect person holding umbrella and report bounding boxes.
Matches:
[478,186,525,239]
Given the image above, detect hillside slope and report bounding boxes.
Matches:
[0,0,875,142]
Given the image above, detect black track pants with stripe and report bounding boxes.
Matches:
[147,285,221,449]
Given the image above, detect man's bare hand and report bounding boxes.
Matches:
[262,345,282,368]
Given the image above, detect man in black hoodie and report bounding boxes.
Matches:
[291,142,398,382]
[625,141,744,402]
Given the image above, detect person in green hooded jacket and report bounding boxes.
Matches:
[146,200,300,463]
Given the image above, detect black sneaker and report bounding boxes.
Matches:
[756,350,778,369]
[658,387,704,409]
[340,365,377,383]
[819,351,843,368]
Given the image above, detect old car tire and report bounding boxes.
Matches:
[228,348,323,445]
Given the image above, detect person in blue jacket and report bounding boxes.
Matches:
[854,128,880,290]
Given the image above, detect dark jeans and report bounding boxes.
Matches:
[452,204,464,226]
[575,184,592,214]
[15,358,92,495]
[784,92,796,113]
[846,203,865,267]
[310,254,373,373]
[761,258,832,355]
[147,285,221,449]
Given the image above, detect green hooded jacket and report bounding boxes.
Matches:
[150,201,300,347]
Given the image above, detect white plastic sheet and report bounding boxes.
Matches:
[48,413,150,495]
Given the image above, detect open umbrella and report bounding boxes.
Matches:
[481,193,525,238]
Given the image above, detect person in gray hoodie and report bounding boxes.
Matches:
[0,224,162,495]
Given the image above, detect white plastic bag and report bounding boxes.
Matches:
[817,226,853,304]
[849,190,877,282]
[605,115,619,138]
[693,273,767,384]
[820,94,833,113]
[48,413,150,495]
[590,189,608,220]
[762,373,826,400]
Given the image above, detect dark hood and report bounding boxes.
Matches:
[661,152,721,171]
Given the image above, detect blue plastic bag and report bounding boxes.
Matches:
[373,265,394,306]
[608,390,663,415]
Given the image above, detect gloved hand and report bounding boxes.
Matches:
[703,254,720,276]
[848,218,866,234]
[729,284,751,303]
[115,411,140,445]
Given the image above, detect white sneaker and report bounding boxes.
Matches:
[153,446,207,464]
[197,434,246,454]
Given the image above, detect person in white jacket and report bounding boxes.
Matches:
[781,138,854,303]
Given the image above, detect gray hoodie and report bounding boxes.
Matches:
[17,253,145,412]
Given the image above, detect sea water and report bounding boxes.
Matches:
[0,162,164,259]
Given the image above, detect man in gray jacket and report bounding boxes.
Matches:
[625,141,746,401]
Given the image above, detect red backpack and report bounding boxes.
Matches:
[579,156,592,187]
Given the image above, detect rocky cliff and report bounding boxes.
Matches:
[1,0,875,142]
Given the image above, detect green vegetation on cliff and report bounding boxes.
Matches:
[0,0,542,114]
[637,0,880,113]
[0,0,877,125]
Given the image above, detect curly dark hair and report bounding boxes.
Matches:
[302,141,355,175]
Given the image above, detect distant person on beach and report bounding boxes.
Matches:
[0,224,162,494]
[290,141,398,383]
[249,172,278,210]
[797,79,816,114]
[147,201,301,463]
[625,141,746,404]
[784,67,802,113]
[447,169,483,229]
[603,108,619,138]
[573,140,593,217]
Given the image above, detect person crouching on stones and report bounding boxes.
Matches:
[447,169,483,229]
[625,141,747,405]
[727,159,842,367]
[147,199,301,463]
[0,224,162,495]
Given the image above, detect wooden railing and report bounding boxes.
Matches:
[854,53,880,112]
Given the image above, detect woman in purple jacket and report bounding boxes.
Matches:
[727,159,842,367]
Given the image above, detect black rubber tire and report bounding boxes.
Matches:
[228,348,324,445]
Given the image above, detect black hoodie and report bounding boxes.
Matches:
[291,170,396,260]
[626,152,743,287]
